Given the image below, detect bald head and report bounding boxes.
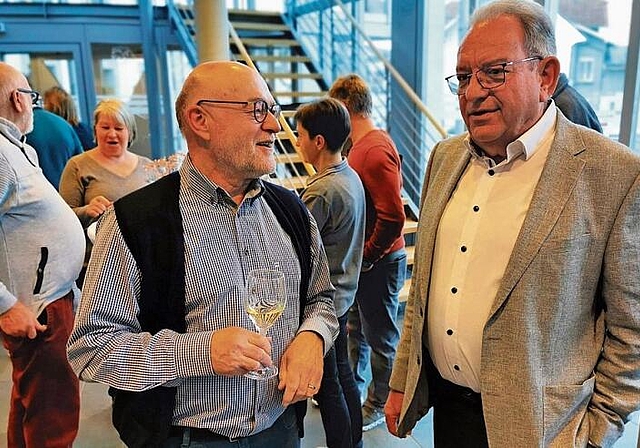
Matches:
[175,61,269,133]
[0,62,34,134]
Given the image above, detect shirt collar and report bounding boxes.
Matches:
[305,157,348,188]
[464,101,558,168]
[180,154,264,207]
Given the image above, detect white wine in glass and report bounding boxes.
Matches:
[244,268,287,380]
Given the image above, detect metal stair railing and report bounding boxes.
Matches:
[166,0,315,192]
[285,0,448,208]
[229,23,316,189]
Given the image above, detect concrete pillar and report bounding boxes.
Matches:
[194,0,229,62]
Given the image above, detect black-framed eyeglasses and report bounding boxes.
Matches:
[196,98,281,123]
[445,56,542,96]
[16,88,41,105]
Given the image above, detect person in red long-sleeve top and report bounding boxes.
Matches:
[329,74,407,432]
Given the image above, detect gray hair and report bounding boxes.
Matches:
[470,0,556,57]
[93,99,137,147]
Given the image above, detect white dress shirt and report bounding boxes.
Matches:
[427,103,558,392]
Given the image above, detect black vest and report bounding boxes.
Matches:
[109,172,311,448]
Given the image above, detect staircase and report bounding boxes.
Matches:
[167,3,418,302]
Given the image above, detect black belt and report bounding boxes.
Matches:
[169,426,234,442]
[436,377,482,405]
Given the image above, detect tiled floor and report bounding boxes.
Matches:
[0,342,637,448]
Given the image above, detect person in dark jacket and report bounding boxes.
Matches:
[552,72,603,132]
[26,106,83,188]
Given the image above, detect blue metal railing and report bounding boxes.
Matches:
[285,0,447,205]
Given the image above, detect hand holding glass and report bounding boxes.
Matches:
[244,269,286,380]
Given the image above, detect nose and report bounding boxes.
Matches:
[262,109,282,133]
[463,71,489,99]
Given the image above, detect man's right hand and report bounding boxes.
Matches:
[209,327,273,376]
[0,301,46,339]
[385,389,408,438]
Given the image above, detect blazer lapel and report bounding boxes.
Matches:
[488,117,587,320]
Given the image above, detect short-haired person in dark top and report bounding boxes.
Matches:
[329,74,407,432]
[296,98,366,448]
[67,61,338,448]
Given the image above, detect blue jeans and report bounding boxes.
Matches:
[316,313,363,448]
[161,407,299,448]
[348,249,406,410]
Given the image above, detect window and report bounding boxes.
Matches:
[577,57,595,83]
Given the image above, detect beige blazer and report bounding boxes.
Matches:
[389,113,640,447]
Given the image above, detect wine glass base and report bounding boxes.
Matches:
[244,365,279,380]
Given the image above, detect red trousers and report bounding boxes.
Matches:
[1,292,79,448]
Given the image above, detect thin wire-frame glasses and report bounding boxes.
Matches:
[445,56,542,95]
[16,88,41,105]
[196,99,281,123]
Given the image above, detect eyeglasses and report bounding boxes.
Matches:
[445,56,542,96]
[196,98,281,123]
[16,88,41,105]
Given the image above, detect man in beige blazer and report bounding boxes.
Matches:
[384,1,640,447]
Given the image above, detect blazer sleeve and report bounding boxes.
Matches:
[588,172,640,446]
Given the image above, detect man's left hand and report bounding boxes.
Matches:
[277,331,324,406]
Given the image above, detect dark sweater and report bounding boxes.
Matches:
[26,108,83,188]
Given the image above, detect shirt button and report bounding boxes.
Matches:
[454,364,460,371]
[488,169,495,176]
[461,246,467,252]
[244,249,250,256]
[451,287,458,294]
[473,205,480,212]
[447,329,453,335]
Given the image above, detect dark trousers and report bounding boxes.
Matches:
[162,406,299,448]
[429,360,488,448]
[348,249,406,409]
[1,292,79,448]
[316,312,363,448]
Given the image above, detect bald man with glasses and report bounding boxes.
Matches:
[385,1,640,447]
[67,61,338,448]
[0,62,85,447]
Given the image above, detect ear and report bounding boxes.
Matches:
[186,105,212,141]
[314,134,326,151]
[538,56,561,102]
[11,90,27,114]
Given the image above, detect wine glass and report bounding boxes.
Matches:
[244,268,287,380]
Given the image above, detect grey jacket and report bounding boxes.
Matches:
[301,158,365,317]
[0,117,84,316]
[389,112,640,447]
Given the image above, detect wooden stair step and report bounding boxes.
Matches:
[267,176,308,191]
[403,218,418,235]
[277,130,294,139]
[262,72,323,80]
[231,21,290,32]
[235,54,312,63]
[228,9,283,19]
[240,37,300,47]
[275,152,302,164]
[272,91,327,98]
